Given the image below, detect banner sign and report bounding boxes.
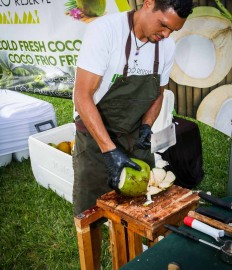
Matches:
[0,0,130,98]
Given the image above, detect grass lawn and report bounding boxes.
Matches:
[0,93,230,270]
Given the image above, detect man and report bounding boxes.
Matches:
[73,0,193,216]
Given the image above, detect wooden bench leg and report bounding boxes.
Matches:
[76,225,95,270]
[127,230,143,261]
[74,206,104,270]
[109,220,128,270]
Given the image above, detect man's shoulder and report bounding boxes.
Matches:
[161,37,175,51]
[91,11,128,27]
[85,11,129,39]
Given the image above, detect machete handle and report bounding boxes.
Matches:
[198,192,232,210]
[196,207,232,224]
[165,224,199,242]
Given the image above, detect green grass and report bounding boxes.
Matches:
[0,93,230,269]
[0,94,112,270]
[183,116,230,198]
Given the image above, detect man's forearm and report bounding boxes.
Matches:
[74,68,116,153]
[75,94,116,153]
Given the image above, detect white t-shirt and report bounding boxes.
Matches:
[76,11,175,105]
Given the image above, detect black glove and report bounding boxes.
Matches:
[134,124,152,150]
[103,148,141,191]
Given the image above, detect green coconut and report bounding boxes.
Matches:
[48,142,57,149]
[170,6,232,88]
[76,0,106,17]
[119,158,150,197]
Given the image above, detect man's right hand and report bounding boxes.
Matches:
[103,148,141,191]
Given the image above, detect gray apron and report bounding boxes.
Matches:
[73,10,160,215]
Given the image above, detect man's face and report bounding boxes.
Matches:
[141,8,186,43]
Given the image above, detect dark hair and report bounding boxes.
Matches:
[154,0,194,18]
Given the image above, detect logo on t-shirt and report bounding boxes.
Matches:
[111,73,122,84]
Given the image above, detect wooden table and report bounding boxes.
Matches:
[74,185,200,270]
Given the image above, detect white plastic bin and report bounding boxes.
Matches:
[0,90,57,166]
[28,123,75,203]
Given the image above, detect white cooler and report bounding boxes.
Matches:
[28,123,75,203]
[0,90,57,166]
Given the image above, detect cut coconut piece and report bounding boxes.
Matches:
[158,171,176,189]
[148,170,155,187]
[197,84,232,137]
[147,186,163,195]
[159,181,173,190]
[155,159,169,169]
[152,168,166,186]
[144,192,154,205]
[119,158,150,197]
[146,192,152,202]
[170,6,232,88]
[163,171,176,184]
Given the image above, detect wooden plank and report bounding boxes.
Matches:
[186,86,194,118]
[105,210,151,240]
[74,207,104,270]
[177,85,186,116]
[141,193,199,225]
[146,202,199,240]
[168,79,178,115]
[76,225,94,270]
[193,87,202,117]
[188,211,232,233]
[127,230,143,260]
[74,206,104,228]
[108,220,128,269]
[90,226,102,270]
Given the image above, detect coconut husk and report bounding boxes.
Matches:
[196,84,232,136]
[170,7,232,88]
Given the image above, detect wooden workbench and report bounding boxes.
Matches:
[74,185,200,270]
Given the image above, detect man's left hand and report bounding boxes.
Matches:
[134,124,152,150]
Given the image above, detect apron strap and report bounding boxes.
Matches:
[153,42,159,77]
[123,10,134,77]
[123,10,159,77]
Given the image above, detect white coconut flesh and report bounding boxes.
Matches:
[152,168,166,186]
[159,171,176,189]
[175,35,216,79]
[215,98,232,137]
[146,168,176,204]
[147,186,163,195]
[197,84,232,137]
[118,168,126,189]
[148,171,155,186]
[170,7,232,88]
[155,159,169,169]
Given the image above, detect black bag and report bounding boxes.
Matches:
[161,116,204,188]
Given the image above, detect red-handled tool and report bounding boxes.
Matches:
[184,216,225,242]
